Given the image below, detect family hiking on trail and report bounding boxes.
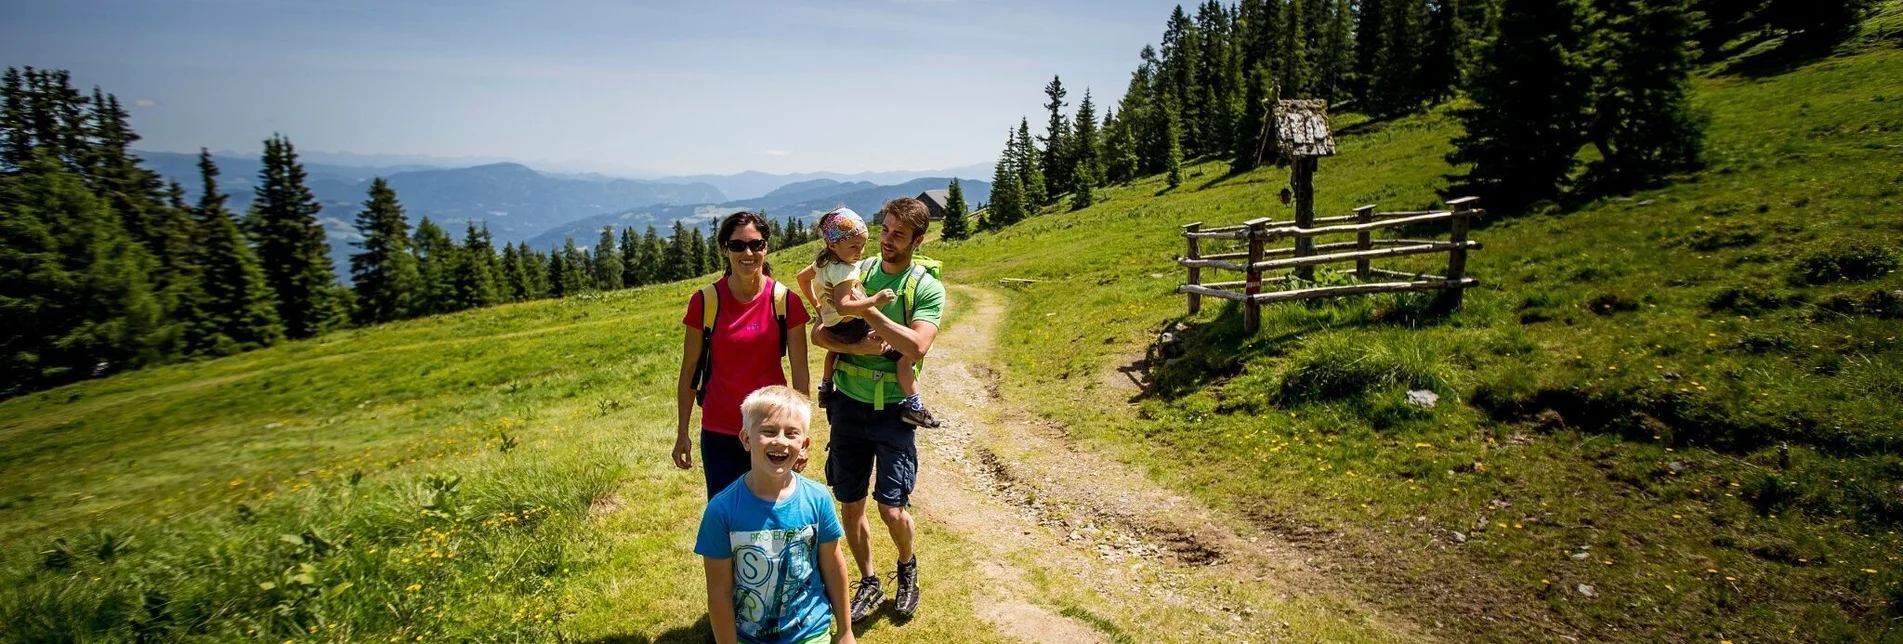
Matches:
[675,198,947,644]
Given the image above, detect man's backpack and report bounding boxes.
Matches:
[858,255,942,325]
[833,256,942,410]
[690,280,789,405]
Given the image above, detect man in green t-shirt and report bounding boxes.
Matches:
[811,197,943,624]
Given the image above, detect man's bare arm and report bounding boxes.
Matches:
[858,307,937,360]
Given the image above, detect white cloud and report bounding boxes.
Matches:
[133,99,159,108]
[760,149,791,157]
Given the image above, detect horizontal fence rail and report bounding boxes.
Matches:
[1176,197,1484,333]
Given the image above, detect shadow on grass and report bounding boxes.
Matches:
[1133,291,1457,402]
[577,614,710,644]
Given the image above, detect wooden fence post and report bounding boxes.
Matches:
[1244,218,1269,334]
[1442,197,1478,308]
[1292,156,1318,281]
[1353,204,1376,279]
[1184,221,1203,315]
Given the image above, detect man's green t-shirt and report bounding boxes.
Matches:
[836,258,944,406]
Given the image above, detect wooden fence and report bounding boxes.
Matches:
[1176,196,1484,333]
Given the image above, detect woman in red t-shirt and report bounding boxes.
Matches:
[675,210,812,497]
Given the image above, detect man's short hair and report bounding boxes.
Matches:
[880,197,931,240]
[740,385,812,433]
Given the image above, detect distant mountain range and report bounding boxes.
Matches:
[524,176,992,251]
[660,165,992,201]
[135,149,994,278]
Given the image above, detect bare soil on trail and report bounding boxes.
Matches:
[903,285,1428,643]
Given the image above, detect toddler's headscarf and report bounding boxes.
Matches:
[822,208,867,243]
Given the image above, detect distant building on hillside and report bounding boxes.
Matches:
[916,189,951,220]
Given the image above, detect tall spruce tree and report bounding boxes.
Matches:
[985,135,1024,230]
[687,226,708,277]
[1194,0,1241,158]
[1278,0,1312,98]
[619,225,643,288]
[1421,0,1473,104]
[1446,0,1595,210]
[639,226,665,285]
[1314,0,1357,104]
[943,178,972,240]
[1104,107,1141,184]
[593,226,623,290]
[1014,118,1047,209]
[1584,0,1706,192]
[1071,90,1102,210]
[1165,101,1186,189]
[247,134,341,338]
[562,237,593,291]
[459,221,503,308]
[348,177,423,324]
[186,151,282,355]
[1232,67,1278,173]
[1,155,163,392]
[666,221,692,282]
[546,244,571,297]
[501,242,532,302]
[411,217,460,315]
[1041,76,1071,199]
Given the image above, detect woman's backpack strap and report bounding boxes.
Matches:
[691,282,720,404]
[771,281,789,357]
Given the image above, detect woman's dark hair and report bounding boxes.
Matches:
[717,210,773,276]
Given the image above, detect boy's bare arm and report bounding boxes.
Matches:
[818,540,857,644]
[703,557,739,644]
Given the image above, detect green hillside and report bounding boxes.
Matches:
[936,44,1903,641]
[3,34,1901,644]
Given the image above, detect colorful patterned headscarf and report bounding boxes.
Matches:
[821,208,868,243]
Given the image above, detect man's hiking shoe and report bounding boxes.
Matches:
[901,405,941,428]
[848,575,884,623]
[893,558,920,619]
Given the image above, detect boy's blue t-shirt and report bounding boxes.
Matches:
[695,473,845,644]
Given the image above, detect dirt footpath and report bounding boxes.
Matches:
[901,285,1429,643]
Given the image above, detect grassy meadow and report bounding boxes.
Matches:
[5,20,1903,644]
[0,275,1024,642]
[930,44,1903,642]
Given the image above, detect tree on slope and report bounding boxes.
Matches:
[348,177,423,325]
[1445,0,1595,211]
[943,178,972,240]
[247,134,343,337]
[1584,0,1706,192]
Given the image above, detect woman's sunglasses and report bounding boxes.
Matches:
[722,239,768,253]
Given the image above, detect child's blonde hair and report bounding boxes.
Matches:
[740,385,813,434]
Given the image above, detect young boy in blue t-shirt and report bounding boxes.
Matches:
[696,386,857,644]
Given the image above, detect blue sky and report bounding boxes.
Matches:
[3,0,1185,176]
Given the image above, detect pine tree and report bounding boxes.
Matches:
[1759,0,1872,50]
[501,242,533,302]
[1041,76,1071,199]
[1421,0,1473,104]
[687,226,708,277]
[1315,0,1357,104]
[1014,118,1047,209]
[635,226,662,285]
[247,134,342,338]
[1,67,31,170]
[459,221,504,308]
[667,221,692,282]
[592,226,624,290]
[1232,67,1279,173]
[703,221,721,275]
[943,178,972,240]
[1237,0,1283,76]
[1278,0,1312,98]
[1195,0,1240,158]
[1,155,163,392]
[184,151,283,355]
[985,137,1023,231]
[1104,107,1141,184]
[1165,101,1186,189]
[1160,6,1206,154]
[348,177,423,324]
[1446,0,1595,211]
[562,237,593,291]
[619,225,643,288]
[411,217,459,314]
[1371,0,1428,114]
[1585,0,1705,192]
[546,244,571,297]
[1071,90,1102,210]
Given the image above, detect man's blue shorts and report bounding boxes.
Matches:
[824,390,917,508]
